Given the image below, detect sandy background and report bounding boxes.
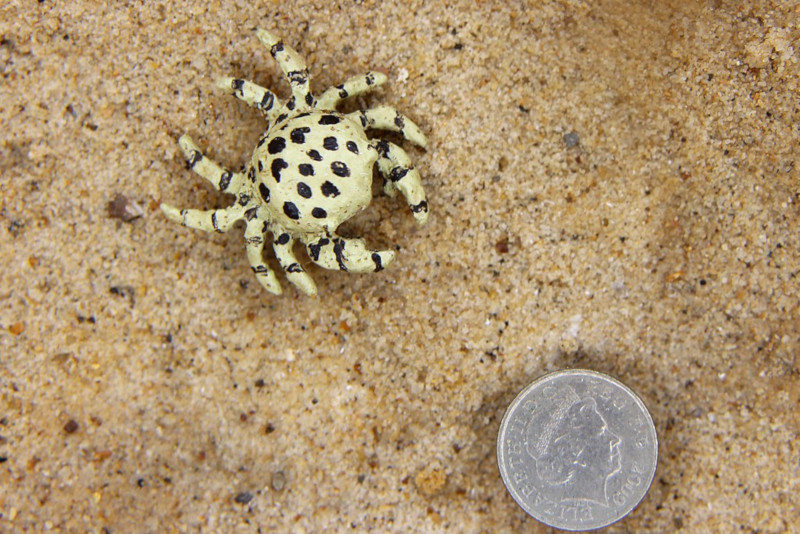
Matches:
[1,0,798,532]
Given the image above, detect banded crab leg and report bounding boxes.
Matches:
[256,29,315,111]
[215,77,283,125]
[317,71,388,110]
[160,203,245,234]
[160,136,251,231]
[175,135,247,194]
[243,208,282,295]
[304,234,395,273]
[271,230,318,296]
[371,140,429,225]
[347,107,428,148]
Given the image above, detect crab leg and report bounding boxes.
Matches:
[270,230,317,296]
[216,77,283,124]
[243,216,282,295]
[348,107,428,148]
[317,71,388,110]
[178,136,246,194]
[160,204,245,233]
[371,140,429,225]
[256,29,313,111]
[304,235,395,273]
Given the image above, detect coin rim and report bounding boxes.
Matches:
[496,369,658,531]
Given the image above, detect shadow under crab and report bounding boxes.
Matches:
[161,29,429,296]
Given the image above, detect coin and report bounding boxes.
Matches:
[497,369,658,531]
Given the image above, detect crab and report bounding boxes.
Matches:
[161,29,429,296]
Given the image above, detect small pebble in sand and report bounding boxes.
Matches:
[108,193,144,222]
[563,131,580,148]
[234,491,253,504]
[271,471,286,492]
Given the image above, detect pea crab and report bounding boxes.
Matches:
[161,29,429,296]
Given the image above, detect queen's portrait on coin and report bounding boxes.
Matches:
[525,385,622,506]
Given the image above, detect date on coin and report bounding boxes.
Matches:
[497,369,658,531]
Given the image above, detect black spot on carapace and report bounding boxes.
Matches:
[267,137,286,154]
[271,159,288,182]
[297,182,313,198]
[323,137,339,150]
[248,166,256,183]
[331,161,350,177]
[286,98,296,111]
[276,233,291,245]
[283,201,301,220]
[231,78,245,93]
[346,141,359,154]
[371,252,384,272]
[320,181,340,198]
[307,149,323,161]
[305,93,314,106]
[238,193,251,206]
[245,208,259,221]
[270,42,284,56]
[337,85,348,98]
[319,114,341,125]
[291,127,311,144]
[259,183,271,202]
[311,207,327,219]
[219,171,232,191]
[257,160,263,172]
[365,73,375,85]
[298,163,314,176]
[252,265,270,274]
[394,114,405,129]
[211,212,220,232]
[275,113,288,124]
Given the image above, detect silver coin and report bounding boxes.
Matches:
[497,369,658,531]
